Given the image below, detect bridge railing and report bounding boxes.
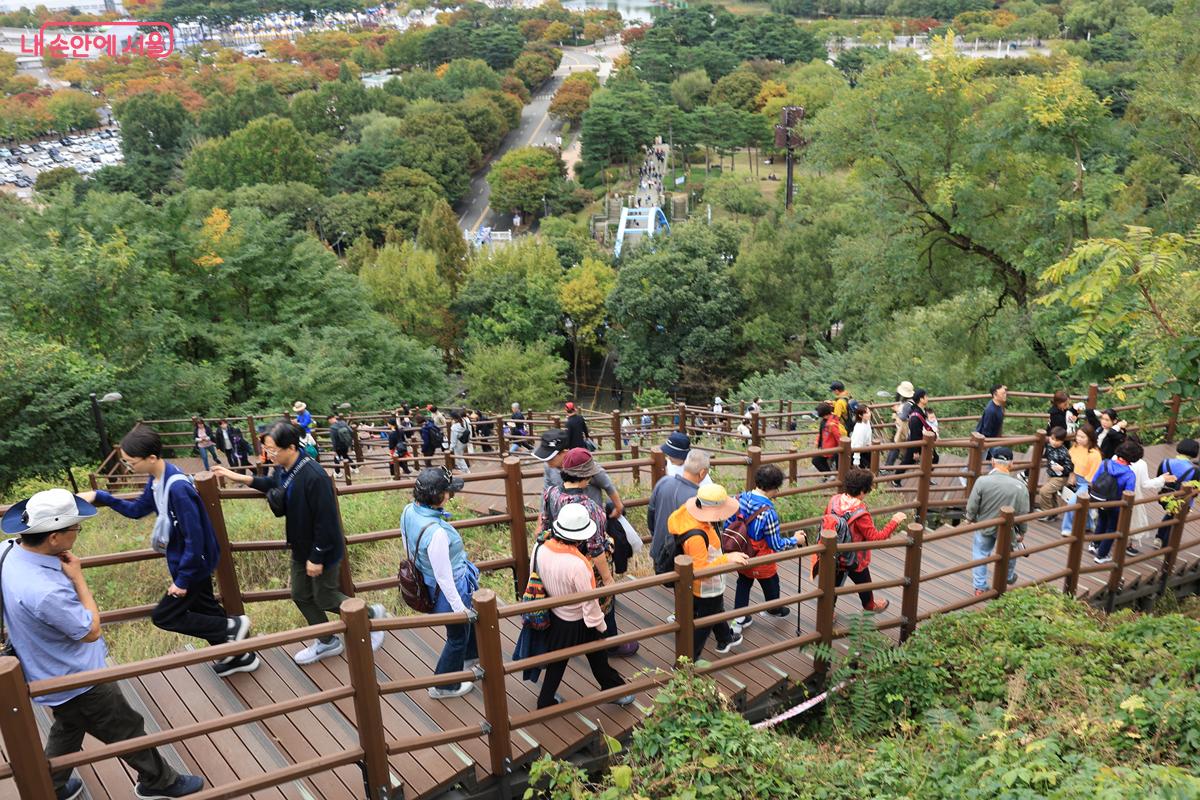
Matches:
[2,463,1194,799]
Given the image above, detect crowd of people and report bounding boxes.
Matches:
[2,385,1196,798]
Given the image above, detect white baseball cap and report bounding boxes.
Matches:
[2,488,97,536]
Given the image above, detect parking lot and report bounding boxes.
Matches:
[0,126,123,198]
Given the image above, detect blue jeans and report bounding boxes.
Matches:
[431,568,479,688]
[972,530,1018,591]
[197,445,220,470]
[1060,476,1096,534]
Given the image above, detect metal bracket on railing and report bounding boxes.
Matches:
[465,608,479,624]
[471,663,485,680]
[902,577,912,587]
[479,720,492,735]
[504,756,513,774]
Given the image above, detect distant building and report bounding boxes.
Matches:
[0,0,122,12]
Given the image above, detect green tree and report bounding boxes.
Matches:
[670,69,713,112]
[198,83,288,138]
[462,339,568,412]
[487,146,565,217]
[608,221,745,389]
[44,89,101,132]
[705,174,769,220]
[416,197,470,291]
[456,238,564,346]
[184,115,321,190]
[512,50,558,91]
[360,240,453,349]
[115,91,190,163]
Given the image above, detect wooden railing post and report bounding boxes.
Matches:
[677,402,687,434]
[916,430,936,524]
[504,456,530,595]
[814,531,838,681]
[247,414,260,458]
[1159,489,1193,597]
[750,411,761,448]
[787,400,794,430]
[611,410,623,459]
[331,486,355,598]
[443,451,455,471]
[630,443,641,484]
[1165,394,1182,443]
[194,471,245,616]
[1086,383,1099,410]
[340,599,393,800]
[745,446,762,491]
[650,447,666,488]
[1104,491,1135,612]
[965,432,986,499]
[473,589,514,780]
[836,435,852,490]
[1063,494,1091,597]
[991,507,1016,596]
[788,447,798,486]
[673,555,695,664]
[899,522,924,643]
[0,657,56,800]
[1026,429,1046,513]
[868,446,880,477]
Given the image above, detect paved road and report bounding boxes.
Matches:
[456,40,623,235]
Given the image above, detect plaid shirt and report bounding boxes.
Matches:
[736,492,796,552]
[538,484,609,559]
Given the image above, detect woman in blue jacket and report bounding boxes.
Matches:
[1091,440,1139,564]
[82,425,258,677]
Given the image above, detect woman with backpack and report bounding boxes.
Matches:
[419,413,442,468]
[530,503,634,709]
[900,389,939,467]
[400,466,479,700]
[1156,439,1198,546]
[812,468,905,613]
[813,402,845,474]
[1090,440,1140,564]
[449,410,471,473]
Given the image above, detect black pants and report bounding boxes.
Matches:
[692,594,734,660]
[813,455,837,474]
[45,682,179,792]
[151,574,229,646]
[221,447,249,468]
[1157,512,1178,545]
[537,615,625,709]
[733,573,780,613]
[332,447,350,471]
[835,565,875,609]
[1094,507,1120,559]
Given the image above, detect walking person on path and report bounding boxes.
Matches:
[192,417,221,471]
[731,465,797,627]
[965,447,1029,594]
[328,413,356,480]
[849,405,873,467]
[1061,424,1102,536]
[1156,439,1198,545]
[649,448,709,570]
[419,413,443,468]
[292,401,313,434]
[1090,440,1139,564]
[885,381,915,468]
[400,467,481,700]
[214,419,251,469]
[82,425,258,677]
[1125,439,1175,555]
[813,469,903,612]
[449,410,471,473]
[975,384,1007,457]
[213,422,388,665]
[666,484,750,659]
[2,489,205,800]
[531,503,634,709]
[564,402,590,450]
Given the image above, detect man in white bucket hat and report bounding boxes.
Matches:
[1,489,204,800]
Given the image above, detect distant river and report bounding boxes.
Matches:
[558,0,662,23]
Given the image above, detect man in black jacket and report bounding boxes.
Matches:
[214,421,388,665]
[564,401,590,450]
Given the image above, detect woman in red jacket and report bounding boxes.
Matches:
[813,468,906,612]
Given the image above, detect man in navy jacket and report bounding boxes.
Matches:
[82,425,258,677]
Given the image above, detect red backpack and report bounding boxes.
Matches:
[720,505,769,557]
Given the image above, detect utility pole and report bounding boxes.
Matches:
[774,106,807,210]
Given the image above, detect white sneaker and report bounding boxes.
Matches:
[735,615,753,628]
[1093,555,1112,565]
[1061,529,1072,537]
[294,637,343,665]
[428,683,473,699]
[368,604,388,651]
[666,613,676,623]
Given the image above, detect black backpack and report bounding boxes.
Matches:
[831,506,866,571]
[427,424,444,449]
[654,528,706,575]
[332,423,354,451]
[1088,461,1121,502]
[458,423,471,444]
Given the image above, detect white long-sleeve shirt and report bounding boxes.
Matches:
[850,421,873,467]
[1130,459,1169,543]
[426,528,466,612]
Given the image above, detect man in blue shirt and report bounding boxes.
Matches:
[975,384,1008,458]
[81,424,258,678]
[1157,438,1198,545]
[2,489,203,800]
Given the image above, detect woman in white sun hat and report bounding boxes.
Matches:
[532,503,634,710]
